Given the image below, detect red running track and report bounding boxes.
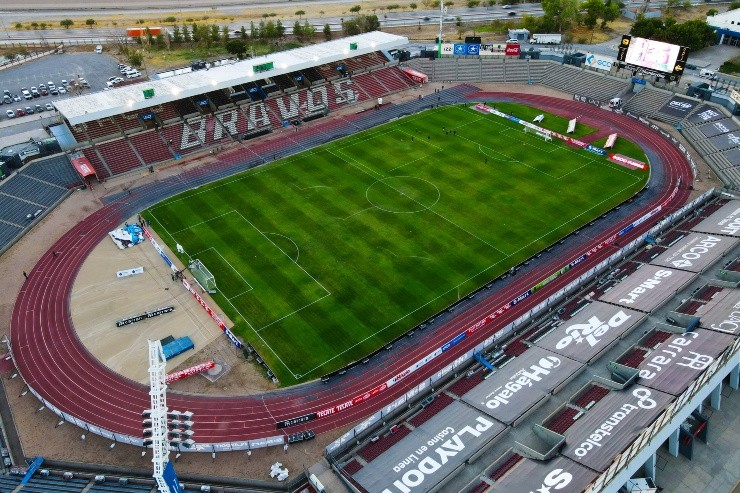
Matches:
[10,93,694,446]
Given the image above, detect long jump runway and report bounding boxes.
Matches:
[9,88,694,446]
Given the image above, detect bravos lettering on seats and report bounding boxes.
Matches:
[599,265,696,312]
[489,456,597,493]
[691,200,740,237]
[461,346,582,424]
[561,387,673,472]
[698,290,740,336]
[636,328,735,395]
[650,233,737,273]
[352,401,505,493]
[534,302,644,363]
[178,80,359,150]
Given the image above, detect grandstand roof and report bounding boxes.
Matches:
[54,31,408,126]
[650,232,738,273]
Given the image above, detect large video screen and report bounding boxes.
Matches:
[617,35,689,78]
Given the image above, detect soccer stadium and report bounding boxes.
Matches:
[0,28,737,493]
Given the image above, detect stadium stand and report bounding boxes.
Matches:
[408,392,454,427]
[489,452,523,481]
[617,347,649,368]
[84,117,122,142]
[725,257,740,272]
[21,475,89,493]
[114,112,145,134]
[0,174,68,208]
[558,297,589,319]
[623,87,672,118]
[447,372,485,397]
[630,245,666,264]
[0,474,21,493]
[81,147,111,179]
[640,329,674,349]
[573,384,610,410]
[0,195,45,225]
[693,285,724,302]
[206,90,232,108]
[539,64,629,101]
[544,406,581,434]
[129,130,175,165]
[342,459,364,476]
[172,97,199,118]
[95,138,144,175]
[21,154,81,189]
[357,425,412,462]
[676,299,705,315]
[658,228,687,244]
[152,102,181,123]
[86,480,153,493]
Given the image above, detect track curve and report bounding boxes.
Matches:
[9,92,694,446]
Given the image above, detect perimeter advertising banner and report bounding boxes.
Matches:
[585,53,615,71]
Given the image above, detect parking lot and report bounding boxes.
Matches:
[0,52,123,121]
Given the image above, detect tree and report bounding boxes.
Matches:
[191,23,200,42]
[183,25,191,43]
[541,0,579,32]
[350,4,362,12]
[222,25,230,42]
[276,19,286,37]
[39,23,47,30]
[729,0,740,9]
[172,24,182,43]
[302,20,316,37]
[707,8,718,15]
[601,0,620,28]
[324,23,332,40]
[467,0,481,6]
[250,21,257,39]
[128,50,144,67]
[31,22,38,29]
[85,18,96,28]
[410,2,418,9]
[164,16,176,23]
[155,33,165,48]
[60,19,74,29]
[663,0,682,13]
[295,9,306,18]
[225,39,248,58]
[294,20,304,38]
[210,24,220,42]
[240,26,248,40]
[581,0,603,30]
[263,20,278,39]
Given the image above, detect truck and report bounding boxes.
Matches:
[530,33,562,45]
[126,26,163,38]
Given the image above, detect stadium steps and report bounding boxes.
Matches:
[349,73,379,101]
[694,285,724,302]
[480,59,505,83]
[456,59,482,82]
[115,112,145,135]
[504,59,530,83]
[0,174,67,207]
[154,102,181,123]
[617,347,648,368]
[543,406,580,434]
[623,87,672,117]
[22,154,82,189]
[85,116,123,142]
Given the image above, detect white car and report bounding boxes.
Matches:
[45,103,54,111]
[5,109,15,118]
[126,71,141,79]
[58,86,67,94]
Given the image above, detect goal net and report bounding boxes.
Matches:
[523,126,553,142]
[189,259,217,292]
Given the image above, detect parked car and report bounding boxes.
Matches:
[58,86,66,94]
[78,77,90,88]
[15,108,25,116]
[35,104,43,113]
[25,106,33,114]
[30,86,40,97]
[12,94,21,102]
[49,87,58,95]
[40,87,48,96]
[21,88,32,100]
[126,70,141,79]
[61,79,68,87]
[45,102,54,111]
[5,109,14,118]
[47,81,55,89]
[1,97,9,105]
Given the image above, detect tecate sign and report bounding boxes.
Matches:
[586,53,615,71]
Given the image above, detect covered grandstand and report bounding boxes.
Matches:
[51,32,419,181]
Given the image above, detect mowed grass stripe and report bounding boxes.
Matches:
[145,104,647,384]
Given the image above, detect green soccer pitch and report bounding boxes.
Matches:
[145,103,649,385]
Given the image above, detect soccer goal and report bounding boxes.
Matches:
[189,259,217,293]
[523,126,553,142]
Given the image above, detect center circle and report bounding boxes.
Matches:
[365,176,441,213]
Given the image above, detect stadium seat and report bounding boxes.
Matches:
[96,138,144,175]
[129,130,175,165]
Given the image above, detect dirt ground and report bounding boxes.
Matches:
[0,81,721,481]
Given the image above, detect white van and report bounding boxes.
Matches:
[699,69,717,80]
[95,45,103,54]
[608,97,623,109]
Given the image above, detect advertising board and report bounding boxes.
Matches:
[585,53,615,71]
[617,35,689,78]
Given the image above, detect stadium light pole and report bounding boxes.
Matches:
[437,0,444,59]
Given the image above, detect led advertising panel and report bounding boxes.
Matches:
[617,35,689,79]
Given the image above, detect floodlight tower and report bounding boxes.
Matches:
[437,0,444,58]
[147,340,173,493]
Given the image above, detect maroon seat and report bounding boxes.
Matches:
[408,393,454,427]
[129,130,174,165]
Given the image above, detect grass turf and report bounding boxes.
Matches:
[145,104,648,384]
